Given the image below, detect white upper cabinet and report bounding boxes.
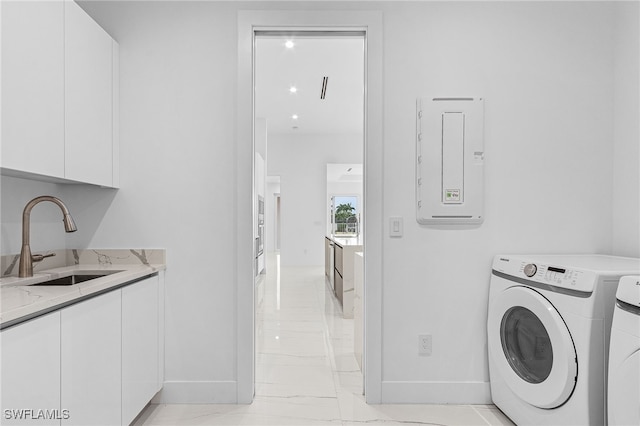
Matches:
[1,1,65,178]
[0,0,119,188]
[64,0,115,187]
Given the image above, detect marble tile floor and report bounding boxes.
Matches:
[135,253,514,426]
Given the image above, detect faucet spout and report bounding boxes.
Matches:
[19,196,77,278]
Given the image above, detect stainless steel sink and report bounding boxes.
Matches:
[31,271,123,286]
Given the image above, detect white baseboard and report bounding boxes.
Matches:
[381,381,492,404]
[152,380,490,404]
[153,381,238,404]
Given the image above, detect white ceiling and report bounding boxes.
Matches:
[255,36,365,134]
[327,163,363,183]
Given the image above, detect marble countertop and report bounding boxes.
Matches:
[0,249,165,329]
[328,234,363,247]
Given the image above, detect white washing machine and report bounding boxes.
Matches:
[608,275,640,426]
[487,254,640,425]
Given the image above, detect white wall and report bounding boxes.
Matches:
[379,1,617,402]
[0,176,68,257]
[267,133,362,266]
[1,0,630,404]
[70,0,240,402]
[265,180,280,253]
[612,1,640,258]
[256,119,267,254]
[255,118,267,160]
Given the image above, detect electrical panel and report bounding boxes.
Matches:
[416,97,484,225]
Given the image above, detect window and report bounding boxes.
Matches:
[332,195,359,235]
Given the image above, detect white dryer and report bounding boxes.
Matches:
[608,275,640,426]
[487,254,640,425]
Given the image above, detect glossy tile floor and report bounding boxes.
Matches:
[135,253,514,425]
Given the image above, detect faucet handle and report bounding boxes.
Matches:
[32,253,56,263]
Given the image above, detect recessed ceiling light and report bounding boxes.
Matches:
[285,40,294,49]
[292,114,298,120]
[289,86,297,93]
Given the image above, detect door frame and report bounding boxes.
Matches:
[274,192,281,251]
[237,10,383,403]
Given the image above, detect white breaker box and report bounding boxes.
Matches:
[416,97,485,225]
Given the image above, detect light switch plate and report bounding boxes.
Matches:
[389,217,403,237]
[419,334,432,356]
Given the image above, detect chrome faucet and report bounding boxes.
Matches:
[19,196,77,277]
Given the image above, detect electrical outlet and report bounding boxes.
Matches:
[418,334,432,356]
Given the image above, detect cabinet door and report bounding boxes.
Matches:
[61,291,121,426]
[111,41,120,188]
[0,312,62,426]
[122,276,160,425]
[64,0,114,187]
[1,1,64,177]
[157,272,166,387]
[325,238,331,277]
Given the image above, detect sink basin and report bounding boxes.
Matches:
[31,271,124,286]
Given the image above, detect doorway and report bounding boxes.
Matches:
[254,29,365,393]
[255,33,364,264]
[237,10,383,404]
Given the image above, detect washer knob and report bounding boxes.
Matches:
[524,264,537,277]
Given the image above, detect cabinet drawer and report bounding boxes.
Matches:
[334,244,344,275]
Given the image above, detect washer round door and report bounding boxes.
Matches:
[609,345,640,425]
[488,285,578,408]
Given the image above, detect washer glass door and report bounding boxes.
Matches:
[501,306,553,384]
[488,285,577,409]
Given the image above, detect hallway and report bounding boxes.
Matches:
[135,253,512,425]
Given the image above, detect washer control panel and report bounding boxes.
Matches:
[616,276,640,308]
[493,256,596,293]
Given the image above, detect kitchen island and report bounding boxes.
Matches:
[325,235,362,318]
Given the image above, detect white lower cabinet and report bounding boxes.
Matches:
[0,274,162,426]
[157,273,165,388]
[0,312,62,426]
[61,290,122,426]
[122,275,159,425]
